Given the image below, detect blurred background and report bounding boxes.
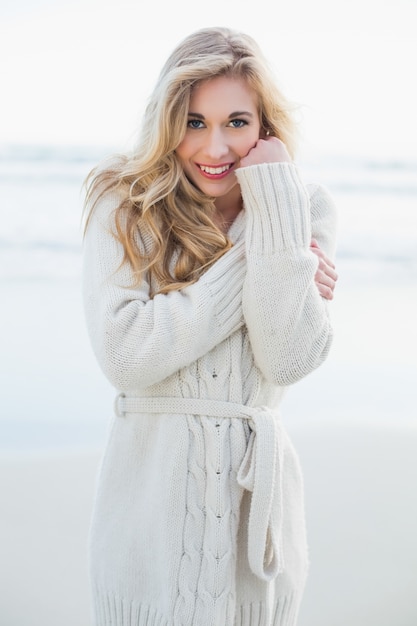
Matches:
[0,0,416,625]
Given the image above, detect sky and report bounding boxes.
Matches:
[1,0,416,159]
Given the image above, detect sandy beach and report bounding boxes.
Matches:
[0,450,98,626]
[1,271,416,625]
[1,426,416,626]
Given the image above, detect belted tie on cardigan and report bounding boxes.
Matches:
[114,394,285,582]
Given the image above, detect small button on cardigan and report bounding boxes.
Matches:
[82,162,338,626]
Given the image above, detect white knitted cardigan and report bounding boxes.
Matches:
[83,162,337,626]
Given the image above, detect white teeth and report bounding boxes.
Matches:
[199,164,230,175]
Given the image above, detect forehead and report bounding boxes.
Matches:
[189,75,258,113]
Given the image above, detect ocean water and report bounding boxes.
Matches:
[0,144,416,451]
[1,144,416,283]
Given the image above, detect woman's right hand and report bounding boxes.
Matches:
[310,238,338,300]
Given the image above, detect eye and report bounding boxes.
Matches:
[229,119,248,128]
[187,119,204,129]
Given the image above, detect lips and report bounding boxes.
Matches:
[197,163,234,178]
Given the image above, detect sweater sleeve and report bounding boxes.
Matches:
[235,162,337,386]
[82,192,246,391]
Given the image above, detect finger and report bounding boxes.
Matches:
[317,284,334,300]
[314,270,336,295]
[310,246,337,270]
[317,260,338,282]
[315,269,337,291]
[312,247,337,272]
[314,261,338,299]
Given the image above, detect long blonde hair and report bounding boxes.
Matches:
[84,27,297,296]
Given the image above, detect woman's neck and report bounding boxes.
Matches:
[214,186,243,233]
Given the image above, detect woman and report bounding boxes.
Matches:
[83,26,338,626]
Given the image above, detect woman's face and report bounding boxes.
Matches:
[176,75,261,204]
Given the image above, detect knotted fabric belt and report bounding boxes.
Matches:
[114,393,285,582]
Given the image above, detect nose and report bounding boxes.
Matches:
[203,128,229,161]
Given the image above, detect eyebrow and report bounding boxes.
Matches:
[187,111,254,119]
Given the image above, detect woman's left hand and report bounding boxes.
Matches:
[310,239,338,300]
[239,137,291,168]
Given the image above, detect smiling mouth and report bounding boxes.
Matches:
[198,163,233,175]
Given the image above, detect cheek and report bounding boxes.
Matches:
[175,147,186,165]
[175,143,196,179]
[236,130,260,156]
[175,136,192,163]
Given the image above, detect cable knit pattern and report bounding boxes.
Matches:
[83,162,337,626]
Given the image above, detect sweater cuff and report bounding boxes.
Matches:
[235,162,311,253]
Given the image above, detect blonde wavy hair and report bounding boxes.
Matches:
[84,26,297,296]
